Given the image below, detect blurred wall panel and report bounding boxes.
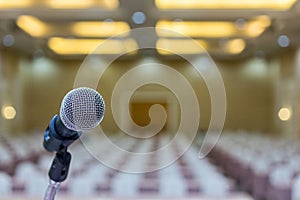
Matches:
[275,49,299,137]
[21,57,80,133]
[0,50,23,135]
[219,57,277,133]
[0,50,4,134]
[0,49,297,136]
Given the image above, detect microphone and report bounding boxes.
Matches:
[59,86,105,132]
[43,87,105,200]
[43,87,105,152]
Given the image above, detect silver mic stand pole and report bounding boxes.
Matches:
[44,180,60,200]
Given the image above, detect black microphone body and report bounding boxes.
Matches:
[43,115,81,152]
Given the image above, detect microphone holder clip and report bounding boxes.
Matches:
[48,148,71,183]
[44,148,72,200]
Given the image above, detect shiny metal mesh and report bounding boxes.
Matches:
[60,87,105,131]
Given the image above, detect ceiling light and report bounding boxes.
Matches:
[244,15,271,37]
[156,17,271,38]
[46,0,93,8]
[16,15,48,37]
[156,38,246,55]
[155,0,297,10]
[2,34,15,47]
[222,38,246,54]
[157,21,236,38]
[278,107,292,121]
[2,105,16,120]
[235,18,247,30]
[278,35,290,47]
[132,11,147,25]
[100,0,119,9]
[48,37,138,55]
[156,38,208,55]
[17,16,129,38]
[71,21,130,37]
[0,0,33,8]
[45,0,118,9]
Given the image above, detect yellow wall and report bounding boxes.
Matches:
[0,49,298,136]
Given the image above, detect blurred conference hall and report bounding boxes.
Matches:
[1,0,300,200]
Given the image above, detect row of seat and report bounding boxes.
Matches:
[0,133,43,175]
[0,132,245,198]
[203,131,300,200]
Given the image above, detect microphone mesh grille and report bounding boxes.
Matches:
[60,87,105,131]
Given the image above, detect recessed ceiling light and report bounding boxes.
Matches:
[278,35,290,47]
[155,0,297,10]
[71,21,130,37]
[278,107,292,121]
[156,39,207,55]
[132,11,146,25]
[45,0,118,9]
[16,15,48,37]
[48,37,138,55]
[0,0,33,8]
[156,17,271,38]
[2,105,16,120]
[2,34,15,47]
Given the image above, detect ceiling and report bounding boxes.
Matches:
[0,0,300,60]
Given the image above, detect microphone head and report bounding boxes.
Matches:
[60,87,105,131]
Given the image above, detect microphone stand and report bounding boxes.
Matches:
[44,148,71,200]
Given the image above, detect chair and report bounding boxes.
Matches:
[0,172,12,195]
[291,173,300,200]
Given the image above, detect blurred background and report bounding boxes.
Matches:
[1,0,300,199]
